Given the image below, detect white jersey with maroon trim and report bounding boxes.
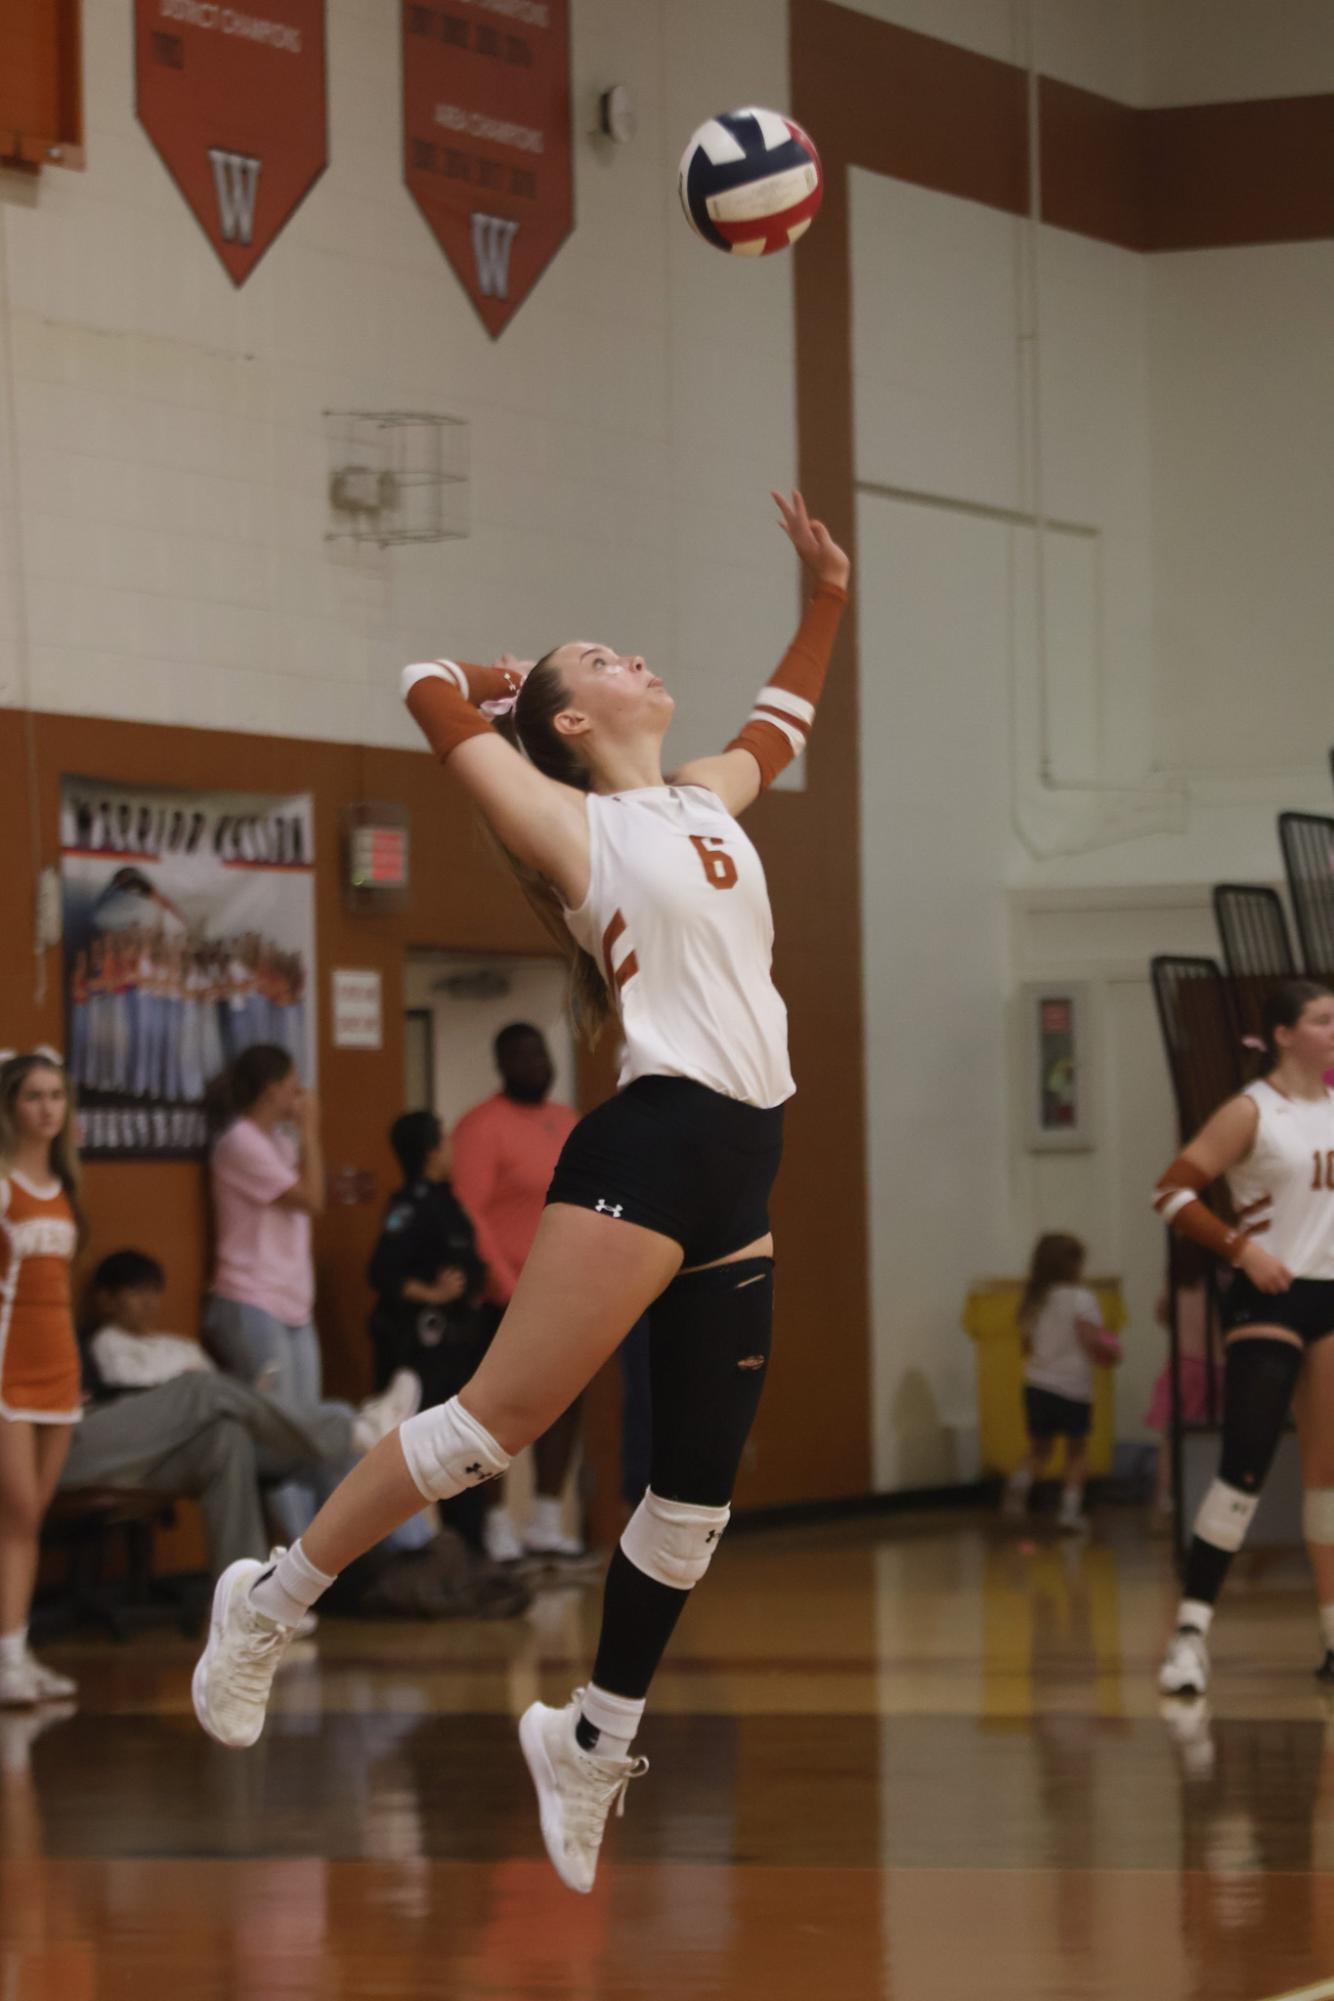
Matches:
[1225,1080,1334,1279]
[563,785,795,1110]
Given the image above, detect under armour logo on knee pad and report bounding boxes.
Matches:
[705,1528,721,1544]
[464,1461,498,1483]
[594,1198,623,1218]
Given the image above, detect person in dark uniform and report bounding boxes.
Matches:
[368,1111,490,1544]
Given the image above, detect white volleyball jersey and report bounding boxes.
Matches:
[1225,1080,1334,1280]
[564,786,795,1110]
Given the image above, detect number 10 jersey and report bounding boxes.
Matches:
[563,785,796,1110]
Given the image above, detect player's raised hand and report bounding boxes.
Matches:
[772,488,850,592]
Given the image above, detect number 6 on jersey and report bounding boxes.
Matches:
[690,836,738,890]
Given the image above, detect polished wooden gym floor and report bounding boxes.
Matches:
[6,1508,1334,2001]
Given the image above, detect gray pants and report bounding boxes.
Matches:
[59,1372,356,1578]
[204,1295,337,1543]
[203,1294,434,1555]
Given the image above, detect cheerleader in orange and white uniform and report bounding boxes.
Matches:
[0,1049,84,1708]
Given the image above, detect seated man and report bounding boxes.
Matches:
[62,1250,419,1588]
[63,1251,523,1624]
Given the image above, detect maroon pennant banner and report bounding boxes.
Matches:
[136,1,328,286]
[402,0,573,338]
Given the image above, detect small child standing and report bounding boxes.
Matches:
[1004,1233,1116,1534]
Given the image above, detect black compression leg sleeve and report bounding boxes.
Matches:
[590,1258,775,1700]
[1181,1335,1303,1606]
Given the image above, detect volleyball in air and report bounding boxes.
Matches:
[678,108,823,256]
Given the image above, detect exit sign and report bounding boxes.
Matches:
[341,802,411,914]
[350,824,409,889]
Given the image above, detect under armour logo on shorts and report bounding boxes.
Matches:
[594,1199,624,1218]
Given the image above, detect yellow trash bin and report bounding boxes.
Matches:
[962,1277,1125,1479]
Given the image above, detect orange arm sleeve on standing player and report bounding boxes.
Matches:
[724,581,848,790]
[1152,1155,1248,1264]
[400,659,522,761]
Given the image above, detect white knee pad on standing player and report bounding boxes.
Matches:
[1194,1478,1259,1553]
[398,1395,509,1502]
[620,1488,731,1590]
[1303,1489,1334,1544]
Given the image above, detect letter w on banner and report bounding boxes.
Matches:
[402,1,573,338]
[136,2,328,285]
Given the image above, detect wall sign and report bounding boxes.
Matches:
[135,0,328,286]
[402,0,573,337]
[332,968,383,1050]
[1021,982,1094,1153]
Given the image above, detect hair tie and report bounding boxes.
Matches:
[1241,1035,1266,1051]
[480,694,520,720]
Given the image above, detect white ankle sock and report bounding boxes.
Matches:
[250,1540,335,1628]
[1059,1485,1082,1514]
[578,1682,645,1761]
[1319,1604,1334,1654]
[1177,1598,1215,1636]
[0,1627,28,1670]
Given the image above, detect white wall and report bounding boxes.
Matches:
[1150,242,1334,780]
[0,0,798,767]
[839,0,1334,106]
[837,0,1146,103]
[849,0,1334,1478]
[1144,0,1334,104]
[850,160,1173,1480]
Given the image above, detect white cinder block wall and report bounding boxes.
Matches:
[0,0,800,765]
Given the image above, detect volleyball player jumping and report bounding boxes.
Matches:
[191,489,849,1891]
[1155,979,1334,1696]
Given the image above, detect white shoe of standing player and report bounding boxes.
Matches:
[351,1369,422,1453]
[0,1658,40,1710]
[1159,1625,1210,1698]
[519,1689,648,1894]
[25,1652,77,1702]
[192,1556,299,1748]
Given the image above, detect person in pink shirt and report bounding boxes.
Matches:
[451,1024,581,1562]
[204,1044,418,1543]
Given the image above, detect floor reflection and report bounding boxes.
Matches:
[3,1511,1334,1998]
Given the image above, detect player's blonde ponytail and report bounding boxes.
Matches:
[489,656,613,1047]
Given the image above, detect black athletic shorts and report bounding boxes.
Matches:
[546,1074,784,1267]
[1024,1385,1092,1440]
[1221,1273,1334,1346]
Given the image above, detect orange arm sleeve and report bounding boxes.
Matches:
[1152,1155,1247,1264]
[400,659,522,762]
[725,582,848,790]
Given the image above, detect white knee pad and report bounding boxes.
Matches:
[398,1396,509,1502]
[620,1488,730,1591]
[1195,1478,1259,1553]
[1303,1488,1334,1544]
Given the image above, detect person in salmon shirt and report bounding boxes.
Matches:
[451,1025,582,1565]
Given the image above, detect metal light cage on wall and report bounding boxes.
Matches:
[325,411,469,547]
